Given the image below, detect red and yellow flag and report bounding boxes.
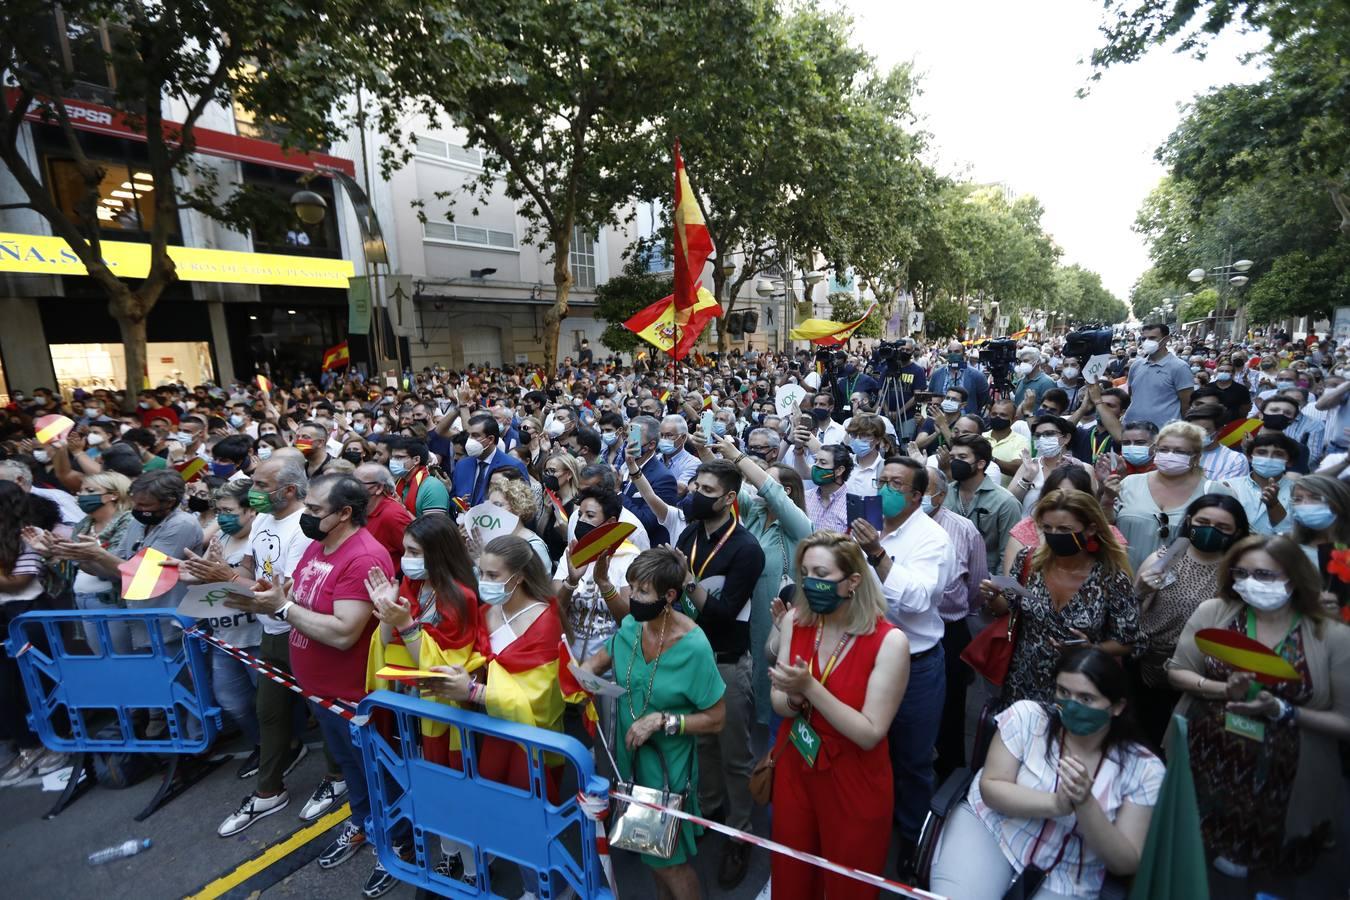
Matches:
[1195,628,1300,684]
[529,371,543,389]
[556,639,599,737]
[118,547,179,601]
[256,374,272,394]
[790,302,877,346]
[569,521,636,568]
[1009,327,1030,340]
[174,457,207,483]
[33,414,75,445]
[1217,417,1261,448]
[321,341,350,372]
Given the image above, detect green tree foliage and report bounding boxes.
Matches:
[1178,287,1218,324]
[826,291,882,340]
[593,250,674,355]
[1130,267,1189,321]
[1052,265,1129,326]
[0,0,393,401]
[924,295,968,341]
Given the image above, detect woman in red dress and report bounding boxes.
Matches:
[769,532,912,900]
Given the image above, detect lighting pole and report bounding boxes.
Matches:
[1188,249,1253,344]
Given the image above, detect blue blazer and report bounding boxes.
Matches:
[622,455,678,545]
[451,447,529,507]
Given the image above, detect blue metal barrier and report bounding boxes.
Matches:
[355,690,614,900]
[5,609,225,818]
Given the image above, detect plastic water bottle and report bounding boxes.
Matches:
[87,838,152,865]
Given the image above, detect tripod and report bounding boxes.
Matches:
[875,374,915,441]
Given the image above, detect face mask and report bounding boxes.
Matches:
[86,433,105,447]
[1215,372,1233,383]
[573,520,597,542]
[879,485,907,518]
[1044,530,1086,556]
[600,431,618,447]
[465,438,486,459]
[247,487,275,513]
[132,509,167,527]
[401,556,427,580]
[657,438,677,456]
[77,494,107,514]
[216,512,243,535]
[988,415,1011,432]
[1062,367,1080,380]
[949,458,976,483]
[920,494,935,514]
[1188,524,1234,554]
[1055,698,1112,736]
[629,594,667,622]
[1139,339,1160,356]
[33,449,50,464]
[712,422,728,437]
[478,577,513,606]
[849,438,872,457]
[1190,365,1202,374]
[1234,577,1291,612]
[341,450,364,466]
[1250,456,1287,479]
[1121,445,1152,466]
[353,423,367,435]
[187,495,211,514]
[257,445,274,461]
[389,458,409,478]
[210,461,236,478]
[1153,450,1193,475]
[138,401,151,410]
[940,399,960,414]
[1035,435,1063,458]
[545,420,566,438]
[810,466,837,486]
[686,491,723,521]
[1014,363,1033,377]
[299,512,330,541]
[229,414,245,428]
[801,576,846,614]
[1291,502,1336,530]
[1262,413,1292,432]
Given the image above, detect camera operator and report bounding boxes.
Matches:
[872,339,928,441]
[835,355,881,417]
[927,341,989,415]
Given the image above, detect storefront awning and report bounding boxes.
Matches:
[0,232,355,289]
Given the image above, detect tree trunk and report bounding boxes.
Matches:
[116,311,149,410]
[544,240,574,375]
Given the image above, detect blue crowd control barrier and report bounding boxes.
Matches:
[5,609,225,819]
[355,690,614,899]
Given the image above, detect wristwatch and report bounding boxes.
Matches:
[663,714,680,736]
[275,600,294,621]
[867,550,887,567]
[684,580,698,598]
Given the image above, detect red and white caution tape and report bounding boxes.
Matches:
[607,789,947,900]
[181,627,367,725]
[576,791,620,898]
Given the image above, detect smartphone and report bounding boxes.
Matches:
[701,410,715,441]
[913,391,939,404]
[628,423,642,449]
[1061,638,1089,647]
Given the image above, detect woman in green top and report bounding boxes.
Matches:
[582,546,726,899]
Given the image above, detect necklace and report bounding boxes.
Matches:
[626,610,671,721]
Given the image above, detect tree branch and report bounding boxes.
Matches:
[476,119,558,232]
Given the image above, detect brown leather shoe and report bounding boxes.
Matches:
[717,840,751,889]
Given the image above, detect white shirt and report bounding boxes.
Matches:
[35,486,83,527]
[845,452,884,499]
[554,546,638,660]
[1200,442,1249,480]
[248,507,313,635]
[870,509,954,653]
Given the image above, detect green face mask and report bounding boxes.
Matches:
[879,484,908,518]
[810,466,837,486]
[247,487,274,514]
[1055,697,1112,736]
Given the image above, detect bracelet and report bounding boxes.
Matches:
[679,714,686,735]
[599,585,618,600]
[468,682,486,706]
[733,454,747,465]
[562,579,580,590]
[1019,478,1035,490]
[398,623,421,641]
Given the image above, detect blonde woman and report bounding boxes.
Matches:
[478,477,550,571]
[538,450,582,563]
[69,472,134,653]
[984,489,1138,707]
[768,532,910,900]
[1104,420,1230,573]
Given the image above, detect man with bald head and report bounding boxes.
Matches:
[354,462,412,567]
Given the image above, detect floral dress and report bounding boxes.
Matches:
[1000,549,1138,707]
[1187,611,1321,870]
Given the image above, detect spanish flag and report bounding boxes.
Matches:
[256,374,272,394]
[321,340,350,372]
[1217,417,1261,448]
[478,603,566,767]
[1009,327,1030,340]
[529,371,543,389]
[118,547,179,601]
[790,302,877,346]
[174,457,207,483]
[1194,627,1300,684]
[623,286,720,359]
[557,639,600,737]
[569,521,636,568]
[33,414,75,445]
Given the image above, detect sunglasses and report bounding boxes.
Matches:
[1155,513,1170,541]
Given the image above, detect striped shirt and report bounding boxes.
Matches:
[931,508,988,621]
[804,484,849,534]
[1200,442,1249,480]
[1,546,46,603]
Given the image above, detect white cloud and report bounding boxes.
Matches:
[844,0,1265,299]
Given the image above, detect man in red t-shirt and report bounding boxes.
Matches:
[355,463,413,568]
[226,472,393,882]
[136,390,180,427]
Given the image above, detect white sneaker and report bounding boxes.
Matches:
[1213,856,1249,879]
[218,791,290,837]
[36,750,68,775]
[300,777,347,821]
[0,747,44,786]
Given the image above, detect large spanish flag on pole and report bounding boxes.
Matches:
[321,340,350,372]
[791,302,877,346]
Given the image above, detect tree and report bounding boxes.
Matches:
[924,295,967,341]
[1050,264,1128,327]
[827,291,882,340]
[0,0,389,403]
[398,0,762,374]
[1130,266,1189,321]
[593,248,673,355]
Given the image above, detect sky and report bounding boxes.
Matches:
[845,0,1267,301]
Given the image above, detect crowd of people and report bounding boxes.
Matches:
[0,322,1348,899]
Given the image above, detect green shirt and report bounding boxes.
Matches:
[142,455,167,471]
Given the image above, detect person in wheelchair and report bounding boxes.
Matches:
[928,647,1163,899]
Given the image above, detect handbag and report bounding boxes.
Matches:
[962,552,1034,686]
[749,725,790,805]
[608,741,687,859]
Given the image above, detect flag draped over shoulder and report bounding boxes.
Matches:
[790,302,877,346]
[623,140,718,360]
[1129,715,1209,899]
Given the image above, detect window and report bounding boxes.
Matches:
[415,136,486,169]
[240,163,339,256]
[232,63,292,143]
[37,10,128,99]
[570,226,597,289]
[48,158,159,233]
[642,241,672,273]
[423,221,516,250]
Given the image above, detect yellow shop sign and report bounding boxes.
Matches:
[0,232,355,288]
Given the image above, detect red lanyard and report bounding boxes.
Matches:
[805,626,852,725]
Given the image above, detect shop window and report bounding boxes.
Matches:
[51,342,214,392]
[570,226,597,289]
[48,158,162,234]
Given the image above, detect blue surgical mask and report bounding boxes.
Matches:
[712,421,728,437]
[389,458,409,478]
[401,556,427,580]
[657,438,677,455]
[600,431,618,447]
[1292,502,1336,530]
[920,494,935,514]
[229,414,245,428]
[849,438,872,457]
[1121,445,1152,466]
[478,577,514,606]
[1250,456,1287,480]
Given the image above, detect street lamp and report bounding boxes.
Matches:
[1185,249,1256,342]
[290,190,328,225]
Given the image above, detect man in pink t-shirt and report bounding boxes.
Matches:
[227,473,394,885]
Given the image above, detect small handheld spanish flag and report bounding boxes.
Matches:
[256,374,272,394]
[557,639,600,737]
[659,390,671,405]
[1217,418,1261,448]
[569,521,636,568]
[118,547,180,601]
[321,341,350,372]
[530,372,543,389]
[1194,627,1300,684]
[453,496,471,514]
[34,415,75,445]
[174,457,207,483]
[545,487,568,521]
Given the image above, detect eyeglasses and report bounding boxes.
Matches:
[1033,431,1062,439]
[874,477,912,491]
[1230,567,1284,583]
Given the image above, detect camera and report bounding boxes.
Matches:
[979,338,1018,387]
[1063,326,1114,361]
[872,340,912,373]
[815,348,847,366]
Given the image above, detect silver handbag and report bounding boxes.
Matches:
[608,742,686,859]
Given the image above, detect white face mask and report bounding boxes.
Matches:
[1153,450,1193,474]
[1234,577,1291,612]
[87,433,105,446]
[1035,435,1063,458]
[465,437,486,459]
[1015,363,1033,377]
[1062,367,1079,380]
[1140,339,1160,356]
[545,420,566,438]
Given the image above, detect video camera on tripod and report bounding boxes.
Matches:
[979,338,1019,390]
[1062,326,1115,362]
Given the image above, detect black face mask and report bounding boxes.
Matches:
[573,520,597,541]
[132,509,168,528]
[299,512,330,541]
[1262,413,1292,431]
[1044,530,1087,557]
[629,596,667,622]
[341,450,364,465]
[686,491,723,521]
[541,473,561,494]
[187,495,211,513]
[949,458,976,482]
[988,416,1011,432]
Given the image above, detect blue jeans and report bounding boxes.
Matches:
[313,701,370,830]
[75,591,134,655]
[888,644,946,841]
[210,645,260,747]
